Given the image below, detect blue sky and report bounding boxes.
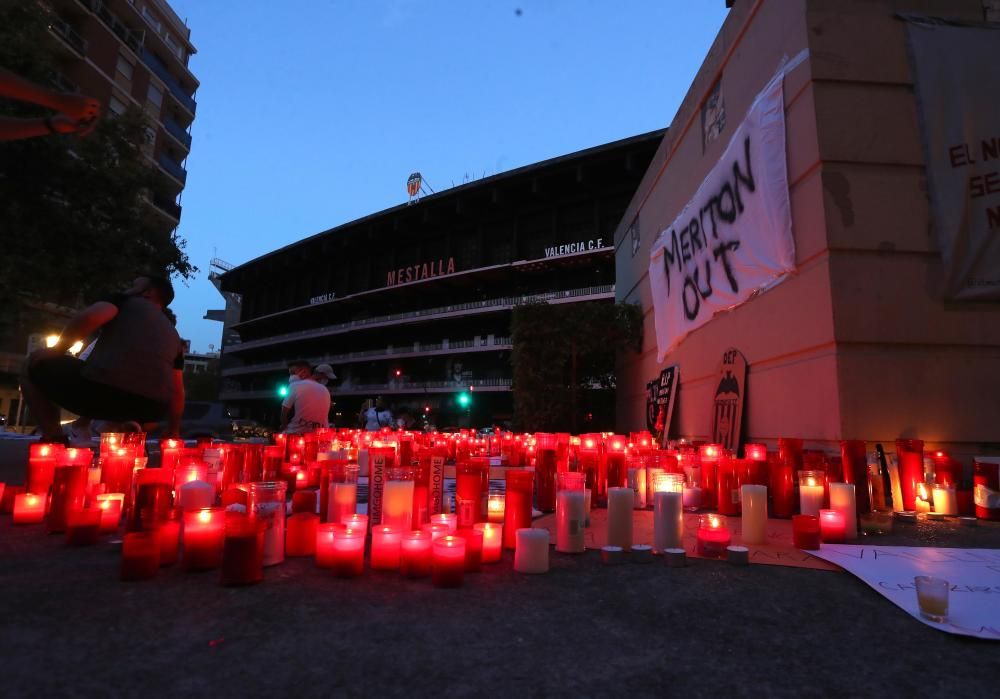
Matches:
[169,1,729,351]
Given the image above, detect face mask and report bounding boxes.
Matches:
[288,374,301,384]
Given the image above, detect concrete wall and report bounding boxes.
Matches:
[615,0,1000,459]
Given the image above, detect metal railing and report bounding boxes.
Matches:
[219,377,513,401]
[221,336,513,376]
[141,47,196,115]
[156,152,187,183]
[77,0,144,54]
[49,19,88,56]
[150,194,181,220]
[229,285,613,353]
[162,115,192,149]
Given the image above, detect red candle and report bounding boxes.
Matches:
[973,457,1000,521]
[285,512,319,556]
[331,528,365,578]
[695,513,730,558]
[342,513,369,533]
[430,513,457,533]
[457,527,483,572]
[221,514,263,586]
[792,514,821,549]
[182,507,225,570]
[534,433,558,513]
[606,437,628,492]
[100,447,137,498]
[474,523,503,563]
[371,525,402,570]
[400,530,433,577]
[456,462,486,527]
[157,518,181,566]
[291,489,317,515]
[745,443,767,462]
[121,532,159,581]
[771,439,803,518]
[65,507,102,546]
[895,439,925,512]
[47,464,88,533]
[13,492,45,524]
[432,535,466,588]
[698,445,722,514]
[27,442,62,497]
[819,509,846,543]
[503,469,534,549]
[315,522,345,568]
[422,522,450,541]
[222,486,249,509]
[840,440,870,513]
[95,493,124,533]
[716,456,742,516]
[159,438,184,471]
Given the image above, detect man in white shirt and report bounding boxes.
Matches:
[280,361,330,434]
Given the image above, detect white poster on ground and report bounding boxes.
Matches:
[811,545,1000,640]
[648,70,795,360]
[905,19,1000,300]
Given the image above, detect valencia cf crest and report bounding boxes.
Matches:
[711,349,746,453]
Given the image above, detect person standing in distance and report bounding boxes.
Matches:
[280,361,330,434]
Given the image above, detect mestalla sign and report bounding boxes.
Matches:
[386,257,457,287]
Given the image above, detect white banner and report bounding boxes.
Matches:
[649,71,795,360]
[906,19,1000,299]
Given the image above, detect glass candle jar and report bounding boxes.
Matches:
[503,470,534,550]
[249,481,287,566]
[798,470,826,517]
[221,513,264,586]
[456,461,487,527]
[792,514,820,549]
[895,439,925,512]
[182,507,225,571]
[121,532,159,581]
[432,535,466,588]
[400,530,433,577]
[555,472,586,554]
[695,513,730,558]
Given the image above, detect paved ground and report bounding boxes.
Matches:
[2,439,999,698]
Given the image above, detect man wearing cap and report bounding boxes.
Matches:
[280,361,331,434]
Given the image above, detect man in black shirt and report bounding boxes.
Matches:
[22,276,186,442]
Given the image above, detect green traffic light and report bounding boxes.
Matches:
[457,391,471,407]
[278,385,288,398]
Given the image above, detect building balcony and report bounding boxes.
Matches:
[48,18,88,57]
[162,115,192,150]
[77,0,144,54]
[227,284,614,354]
[156,152,187,184]
[148,193,181,221]
[219,378,513,401]
[141,47,196,115]
[221,336,513,377]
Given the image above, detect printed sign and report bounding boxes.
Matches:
[905,19,1000,299]
[811,545,1000,641]
[368,449,388,524]
[543,238,606,258]
[645,365,679,448]
[649,69,795,359]
[711,348,746,453]
[429,454,446,515]
[386,257,456,287]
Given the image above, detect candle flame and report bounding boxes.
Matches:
[26,494,38,506]
[704,445,719,459]
[100,501,109,510]
[806,477,817,487]
[40,446,50,457]
[116,448,127,457]
[917,483,929,500]
[198,510,211,524]
[710,515,721,529]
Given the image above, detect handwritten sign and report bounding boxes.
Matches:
[646,364,679,448]
[810,545,1000,640]
[712,348,746,453]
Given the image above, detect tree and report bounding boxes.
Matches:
[510,301,642,432]
[0,0,195,322]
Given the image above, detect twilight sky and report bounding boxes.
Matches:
[168,1,729,351]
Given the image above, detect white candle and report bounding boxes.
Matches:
[652,491,683,552]
[328,482,357,524]
[606,486,634,551]
[888,461,904,512]
[555,489,586,553]
[514,528,549,574]
[628,467,647,509]
[740,484,768,545]
[382,479,414,531]
[829,482,857,539]
[178,479,214,510]
[799,479,824,517]
[932,485,957,515]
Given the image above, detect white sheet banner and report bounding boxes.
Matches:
[906,19,1000,300]
[811,545,1000,641]
[649,71,795,360]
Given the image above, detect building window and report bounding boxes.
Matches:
[147,82,163,108]
[115,55,133,82]
[141,5,162,33]
[108,95,126,115]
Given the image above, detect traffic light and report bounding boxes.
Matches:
[457,391,471,408]
[278,384,288,398]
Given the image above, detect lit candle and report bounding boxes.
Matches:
[331,528,366,578]
[12,493,45,524]
[101,447,137,498]
[183,507,225,570]
[695,514,731,558]
[178,479,214,510]
[47,464,88,533]
[716,456,742,516]
[473,523,503,563]
[698,444,722,512]
[740,484,768,545]
[400,530,433,577]
[121,532,159,581]
[27,442,61,497]
[606,486,634,551]
[798,471,825,517]
[383,478,415,531]
[503,470,534,549]
[432,535,467,587]
[157,518,181,566]
[457,527,484,572]
[682,482,702,511]
[285,512,319,557]
[514,528,550,574]
[456,462,486,527]
[159,439,184,471]
[914,483,931,515]
[250,481,288,567]
[829,483,857,539]
[487,490,505,523]
[605,437,628,491]
[555,472,586,554]
[745,443,767,462]
[315,522,345,568]
[430,513,457,533]
[221,513,263,586]
[652,474,684,553]
[95,493,124,533]
[818,509,846,543]
[342,513,369,534]
[421,522,450,541]
[65,507,102,546]
[329,481,357,524]
[371,525,402,570]
[932,484,958,515]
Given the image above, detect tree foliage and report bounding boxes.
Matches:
[511,301,642,432]
[0,0,195,320]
